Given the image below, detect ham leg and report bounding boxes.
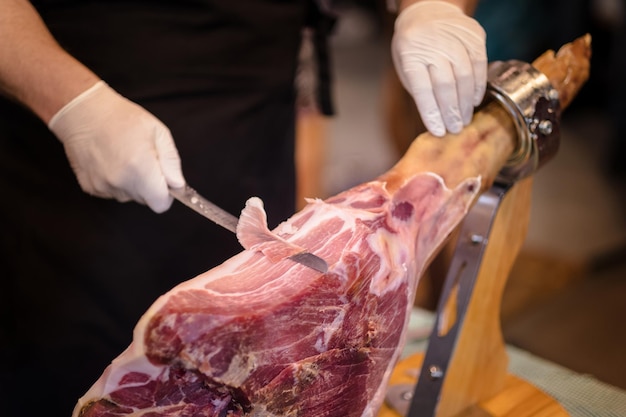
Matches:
[72,36,591,417]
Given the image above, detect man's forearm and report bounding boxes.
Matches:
[0,0,99,123]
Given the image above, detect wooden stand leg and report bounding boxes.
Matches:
[378,177,570,417]
[295,109,328,210]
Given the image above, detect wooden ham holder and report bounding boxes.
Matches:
[376,36,592,417]
[378,177,570,417]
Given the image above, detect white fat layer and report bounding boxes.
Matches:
[366,228,412,296]
[314,307,346,352]
[219,353,257,386]
[73,345,165,417]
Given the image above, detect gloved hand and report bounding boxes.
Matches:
[48,81,185,213]
[391,0,487,137]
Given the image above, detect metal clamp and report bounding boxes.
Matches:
[485,60,561,183]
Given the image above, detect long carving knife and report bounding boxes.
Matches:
[169,184,329,274]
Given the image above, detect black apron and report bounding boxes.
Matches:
[0,1,310,416]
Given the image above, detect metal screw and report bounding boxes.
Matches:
[469,234,484,245]
[538,120,553,135]
[401,390,413,401]
[429,365,444,380]
[548,88,560,101]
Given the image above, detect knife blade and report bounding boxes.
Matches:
[169,184,329,273]
[170,184,239,233]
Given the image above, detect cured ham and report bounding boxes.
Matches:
[75,174,480,417]
[73,36,591,417]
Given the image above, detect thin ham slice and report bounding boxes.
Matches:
[236,197,309,263]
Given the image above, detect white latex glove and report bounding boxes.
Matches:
[48,81,185,213]
[391,0,487,136]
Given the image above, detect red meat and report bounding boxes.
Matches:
[74,172,479,417]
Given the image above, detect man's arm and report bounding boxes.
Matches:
[0,0,185,213]
[0,0,100,123]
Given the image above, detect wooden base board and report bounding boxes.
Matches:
[378,353,569,417]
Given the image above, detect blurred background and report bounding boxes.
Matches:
[297,0,626,391]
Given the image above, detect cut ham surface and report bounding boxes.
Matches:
[74,173,480,417]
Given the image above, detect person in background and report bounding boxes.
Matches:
[0,0,486,415]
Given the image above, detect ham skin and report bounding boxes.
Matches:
[72,36,591,417]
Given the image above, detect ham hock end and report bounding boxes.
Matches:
[74,36,591,417]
